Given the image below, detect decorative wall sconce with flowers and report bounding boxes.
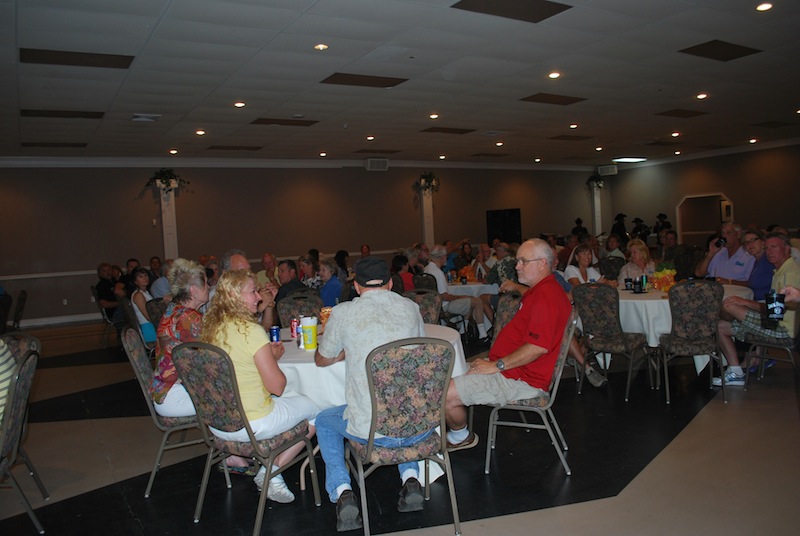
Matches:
[586,174,604,190]
[144,168,190,194]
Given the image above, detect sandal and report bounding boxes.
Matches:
[217,461,259,477]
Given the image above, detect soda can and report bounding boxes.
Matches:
[269,326,281,343]
[290,317,299,338]
[641,274,648,290]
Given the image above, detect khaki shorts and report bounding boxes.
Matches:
[453,373,545,406]
[443,297,472,316]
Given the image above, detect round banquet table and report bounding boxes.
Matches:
[278,323,468,410]
[617,284,753,373]
[446,282,498,298]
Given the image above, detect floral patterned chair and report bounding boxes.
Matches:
[0,348,44,534]
[491,291,522,346]
[403,289,442,324]
[412,272,438,291]
[345,337,460,536]
[277,292,324,327]
[1,333,49,505]
[660,280,724,404]
[172,341,321,536]
[121,329,203,498]
[145,298,167,328]
[483,310,578,477]
[572,283,650,399]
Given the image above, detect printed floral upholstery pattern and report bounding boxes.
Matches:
[1,351,37,473]
[573,284,648,353]
[212,421,309,457]
[146,299,167,327]
[0,333,41,362]
[277,293,324,327]
[403,289,442,324]
[492,291,522,346]
[660,280,723,355]
[412,273,438,291]
[348,338,454,464]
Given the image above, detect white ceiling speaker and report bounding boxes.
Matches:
[365,158,389,171]
[597,164,618,176]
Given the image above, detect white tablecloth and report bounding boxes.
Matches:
[446,282,498,298]
[618,284,753,372]
[278,323,468,410]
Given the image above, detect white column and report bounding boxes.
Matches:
[160,189,179,258]
[591,185,603,237]
[420,190,435,245]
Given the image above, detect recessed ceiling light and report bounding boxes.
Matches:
[671,132,680,137]
[548,72,560,79]
[756,3,772,12]
[234,102,245,108]
[612,157,647,163]
[314,43,329,51]
[169,149,178,155]
[438,155,446,160]
[366,135,375,141]
[195,130,205,136]
[674,150,681,155]
[569,124,577,129]
[429,113,439,120]
[595,146,603,152]
[534,158,541,163]
[696,93,708,100]
[749,138,758,144]
[495,141,504,147]
[319,152,327,157]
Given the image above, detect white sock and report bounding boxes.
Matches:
[335,484,352,500]
[400,468,419,484]
[729,366,743,375]
[270,464,283,483]
[478,325,488,339]
[447,427,469,444]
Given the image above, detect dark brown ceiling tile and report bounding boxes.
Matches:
[655,109,707,118]
[678,40,761,62]
[250,118,318,126]
[421,127,476,134]
[549,135,592,141]
[647,140,680,146]
[19,48,134,69]
[452,0,571,24]
[470,153,508,157]
[207,145,262,150]
[355,149,401,154]
[21,142,86,148]
[320,72,407,88]
[21,109,104,119]
[521,93,586,105]
[751,121,793,129]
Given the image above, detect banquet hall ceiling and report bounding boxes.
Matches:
[2,0,799,169]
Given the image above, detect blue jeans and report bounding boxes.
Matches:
[316,405,433,503]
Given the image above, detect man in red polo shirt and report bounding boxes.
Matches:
[444,238,572,449]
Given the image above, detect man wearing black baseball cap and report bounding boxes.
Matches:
[314,256,428,531]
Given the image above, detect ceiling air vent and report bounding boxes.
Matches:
[365,158,389,171]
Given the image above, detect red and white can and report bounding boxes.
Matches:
[290,317,299,338]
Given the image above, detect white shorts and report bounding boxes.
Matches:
[444,297,472,316]
[211,395,319,442]
[153,383,196,417]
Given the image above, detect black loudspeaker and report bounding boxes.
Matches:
[486,208,521,245]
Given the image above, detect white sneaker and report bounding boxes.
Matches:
[712,369,745,387]
[585,366,608,388]
[267,477,296,503]
[253,465,266,491]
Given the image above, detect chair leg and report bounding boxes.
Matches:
[304,438,322,507]
[18,446,49,500]
[356,460,371,536]
[144,430,172,498]
[542,411,571,476]
[6,470,45,534]
[662,352,671,405]
[484,407,500,474]
[442,451,462,535]
[546,408,568,452]
[625,351,637,402]
[299,443,320,491]
[192,449,218,523]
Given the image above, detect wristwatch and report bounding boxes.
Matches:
[495,359,506,371]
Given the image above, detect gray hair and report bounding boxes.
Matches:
[429,244,447,259]
[169,258,206,304]
[221,248,247,272]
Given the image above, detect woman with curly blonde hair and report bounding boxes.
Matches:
[201,269,318,503]
[617,238,656,285]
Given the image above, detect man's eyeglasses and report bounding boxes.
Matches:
[515,257,545,266]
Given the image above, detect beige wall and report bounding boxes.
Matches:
[1,144,798,323]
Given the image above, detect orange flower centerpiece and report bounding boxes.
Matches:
[457,265,476,282]
[651,268,677,292]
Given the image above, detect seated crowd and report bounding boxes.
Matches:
[95,219,797,530]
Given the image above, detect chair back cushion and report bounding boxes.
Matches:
[402,289,442,324]
[366,338,454,439]
[118,295,142,332]
[121,329,155,394]
[492,291,522,346]
[146,299,167,327]
[12,290,27,330]
[0,333,41,361]
[172,342,249,434]
[1,351,37,462]
[664,279,724,352]
[390,274,405,294]
[412,273,438,291]
[572,283,625,343]
[277,293,324,327]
